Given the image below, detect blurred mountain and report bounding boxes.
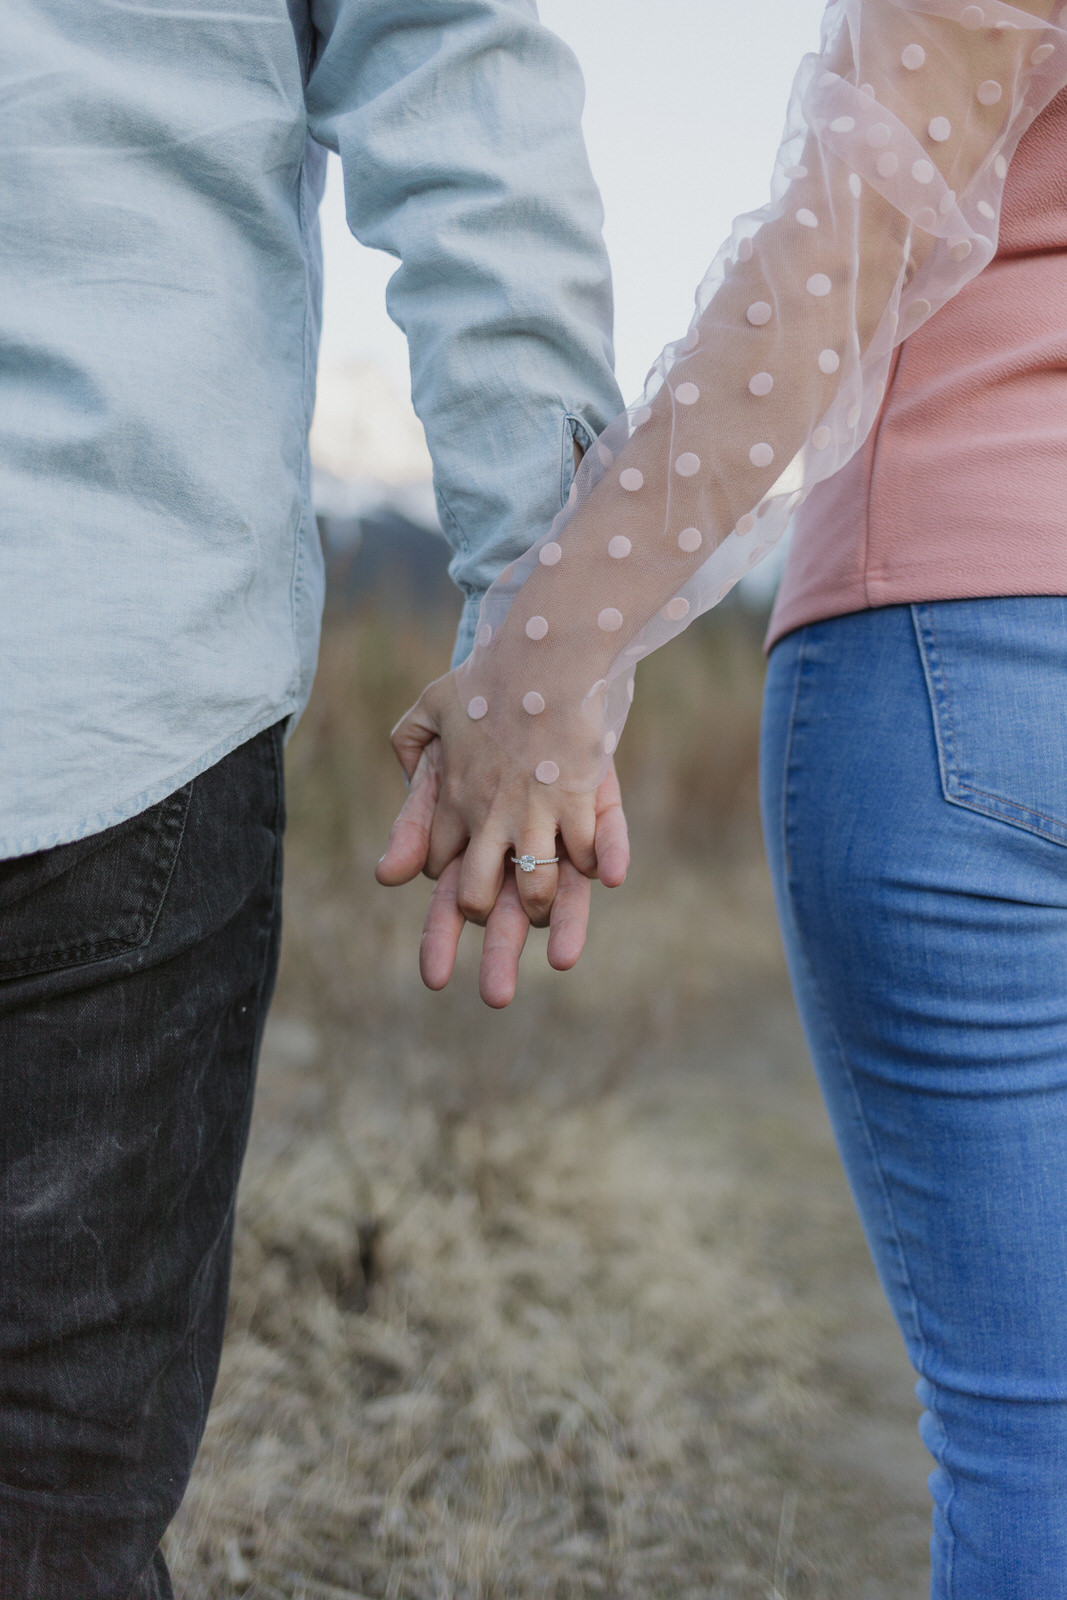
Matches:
[310,363,456,613]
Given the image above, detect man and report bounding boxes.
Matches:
[0,2,623,1592]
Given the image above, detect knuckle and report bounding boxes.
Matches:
[456,889,489,924]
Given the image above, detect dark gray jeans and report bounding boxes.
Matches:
[0,725,285,1598]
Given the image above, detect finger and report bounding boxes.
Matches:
[424,799,472,881]
[390,691,443,782]
[510,836,560,929]
[479,873,531,1009]
[375,743,441,886]
[455,829,510,926]
[419,855,466,991]
[546,860,592,972]
[594,766,630,888]
[557,799,598,881]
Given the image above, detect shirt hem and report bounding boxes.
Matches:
[765,569,1067,652]
[0,704,299,862]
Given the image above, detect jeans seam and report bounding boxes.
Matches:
[912,602,1067,845]
[781,623,957,1595]
[0,786,194,982]
[187,724,285,1431]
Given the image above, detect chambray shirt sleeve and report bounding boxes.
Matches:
[303,0,625,664]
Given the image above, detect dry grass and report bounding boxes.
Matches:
[164,600,929,1599]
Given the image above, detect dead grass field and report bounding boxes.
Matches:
[164,602,931,1600]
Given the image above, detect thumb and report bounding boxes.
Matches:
[390,689,443,782]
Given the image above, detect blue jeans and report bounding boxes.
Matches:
[0,724,285,1598]
[761,599,1067,1598]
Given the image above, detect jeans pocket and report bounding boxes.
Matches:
[912,598,1067,846]
[0,782,193,981]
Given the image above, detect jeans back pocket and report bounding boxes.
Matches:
[912,598,1067,846]
[0,783,192,981]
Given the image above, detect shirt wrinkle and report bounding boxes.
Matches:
[1,0,622,858]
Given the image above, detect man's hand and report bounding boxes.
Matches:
[376,731,629,1007]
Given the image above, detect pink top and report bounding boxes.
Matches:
[769,81,1067,648]
[457,1,1067,794]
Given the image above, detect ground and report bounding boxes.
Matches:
[164,608,933,1599]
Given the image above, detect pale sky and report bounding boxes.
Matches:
[317,0,828,402]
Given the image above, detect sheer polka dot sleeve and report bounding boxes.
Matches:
[454,0,1067,792]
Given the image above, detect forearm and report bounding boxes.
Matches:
[456,0,1067,792]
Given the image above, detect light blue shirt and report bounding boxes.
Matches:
[2,0,622,857]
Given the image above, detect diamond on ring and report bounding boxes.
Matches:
[512,853,559,873]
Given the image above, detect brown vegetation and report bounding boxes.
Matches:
[164,601,929,1599]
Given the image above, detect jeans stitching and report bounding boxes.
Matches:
[780,623,957,1595]
[913,602,1067,845]
[0,786,195,981]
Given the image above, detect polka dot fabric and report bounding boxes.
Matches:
[455,0,1067,793]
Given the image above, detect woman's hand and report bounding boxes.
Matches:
[376,669,629,1002]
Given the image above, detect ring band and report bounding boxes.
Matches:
[511,853,559,873]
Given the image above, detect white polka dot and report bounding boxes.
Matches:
[995,18,1019,28]
[597,607,623,632]
[796,208,819,228]
[596,442,613,467]
[631,406,652,427]
[476,623,493,648]
[675,452,701,477]
[736,512,757,535]
[915,207,939,231]
[977,80,1003,107]
[535,760,560,785]
[902,43,926,70]
[620,468,644,492]
[608,535,632,558]
[994,154,1008,179]
[525,615,548,640]
[876,152,900,178]
[859,83,875,101]
[467,696,488,720]
[675,382,700,404]
[785,164,808,179]
[961,4,984,26]
[929,117,952,143]
[539,541,563,566]
[588,678,607,701]
[811,426,833,450]
[977,200,996,220]
[749,371,774,396]
[678,526,703,553]
[500,565,515,584]
[522,691,545,715]
[1032,43,1056,64]
[737,237,755,263]
[830,116,855,133]
[867,123,892,149]
[749,442,775,468]
[819,70,838,89]
[806,273,832,297]
[939,190,957,215]
[949,238,973,261]
[604,730,618,756]
[848,173,863,199]
[662,597,690,622]
[627,678,635,702]
[681,329,700,351]
[904,297,932,322]
[847,405,862,429]
[747,301,773,326]
[818,348,840,375]
[912,159,935,184]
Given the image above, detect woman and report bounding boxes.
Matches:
[379,1,1067,1591]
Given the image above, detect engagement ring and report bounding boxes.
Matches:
[511,853,560,873]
